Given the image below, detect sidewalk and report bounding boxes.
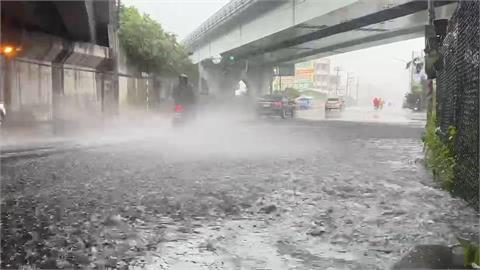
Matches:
[1,122,62,147]
[0,111,173,150]
[297,106,427,125]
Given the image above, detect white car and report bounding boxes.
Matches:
[325,97,345,111]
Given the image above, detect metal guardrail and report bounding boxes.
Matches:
[183,0,256,48]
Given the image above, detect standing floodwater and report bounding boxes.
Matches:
[1,114,477,269]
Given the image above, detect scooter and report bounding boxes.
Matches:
[172,103,195,127]
[172,104,186,126]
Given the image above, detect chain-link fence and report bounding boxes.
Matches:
[436,0,479,208]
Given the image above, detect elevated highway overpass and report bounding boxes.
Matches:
[0,0,119,128]
[184,0,457,97]
[1,0,116,68]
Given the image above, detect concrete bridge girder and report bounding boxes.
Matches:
[187,0,456,65]
[1,0,112,47]
[53,1,97,43]
[3,27,112,68]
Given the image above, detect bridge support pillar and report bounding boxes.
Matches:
[199,61,273,100]
[198,62,241,101]
[51,42,73,134]
[244,65,273,99]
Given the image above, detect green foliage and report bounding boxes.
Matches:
[284,88,301,99]
[457,237,480,268]
[272,88,301,99]
[119,5,195,77]
[424,112,456,191]
[411,84,423,93]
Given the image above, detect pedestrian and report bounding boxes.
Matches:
[373,97,380,110]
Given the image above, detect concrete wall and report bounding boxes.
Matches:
[0,41,174,128]
[3,60,53,122]
[0,58,105,125]
[62,67,101,122]
[118,74,176,115]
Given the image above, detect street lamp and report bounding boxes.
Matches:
[0,45,21,57]
[3,46,13,54]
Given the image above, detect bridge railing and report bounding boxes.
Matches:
[183,0,255,47]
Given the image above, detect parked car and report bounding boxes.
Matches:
[325,97,345,112]
[256,94,295,119]
[295,96,314,110]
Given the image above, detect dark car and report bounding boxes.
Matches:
[256,94,295,119]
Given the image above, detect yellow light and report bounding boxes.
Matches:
[3,46,13,54]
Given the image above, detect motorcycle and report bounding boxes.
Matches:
[172,103,195,127]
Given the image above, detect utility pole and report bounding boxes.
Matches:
[345,74,350,99]
[334,66,341,96]
[356,77,359,106]
[345,72,353,101]
[426,0,435,121]
[409,51,414,93]
[427,0,435,25]
[279,75,282,91]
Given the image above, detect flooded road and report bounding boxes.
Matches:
[1,115,478,269]
[297,106,426,125]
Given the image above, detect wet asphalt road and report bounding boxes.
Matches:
[1,116,478,269]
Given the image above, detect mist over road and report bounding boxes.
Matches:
[1,114,477,269]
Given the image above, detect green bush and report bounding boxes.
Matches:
[272,88,301,99]
[284,88,301,99]
[423,113,456,191]
[119,6,195,77]
[458,237,480,268]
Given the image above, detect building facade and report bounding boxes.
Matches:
[272,58,335,93]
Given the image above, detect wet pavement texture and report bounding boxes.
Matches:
[1,117,478,269]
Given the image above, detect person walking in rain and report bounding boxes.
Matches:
[373,97,380,110]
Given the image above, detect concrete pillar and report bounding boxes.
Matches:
[107,0,120,116]
[199,61,242,101]
[245,65,273,99]
[51,62,65,133]
[1,57,13,111]
[95,72,104,112]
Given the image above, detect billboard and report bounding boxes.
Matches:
[295,61,315,83]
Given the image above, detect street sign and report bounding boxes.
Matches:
[274,64,295,76]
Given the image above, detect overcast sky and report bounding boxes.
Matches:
[122,0,229,40]
[124,1,425,105]
[329,38,424,105]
